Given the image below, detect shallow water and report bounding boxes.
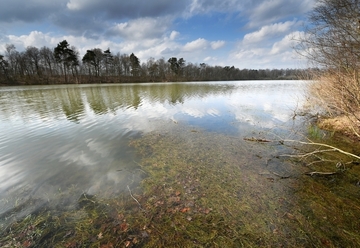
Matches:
[0,81,304,211]
[1,81,359,246]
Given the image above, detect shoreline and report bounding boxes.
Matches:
[317,115,360,142]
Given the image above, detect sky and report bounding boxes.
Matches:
[0,0,315,69]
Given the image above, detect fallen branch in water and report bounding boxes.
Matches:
[247,136,360,161]
[280,148,337,159]
[127,185,143,210]
[305,171,337,176]
[244,137,271,142]
[247,137,360,175]
[281,140,360,160]
[244,136,360,160]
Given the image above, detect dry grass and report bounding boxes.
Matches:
[308,69,360,137]
[318,115,360,136]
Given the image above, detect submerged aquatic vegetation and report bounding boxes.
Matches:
[128,125,360,247]
[1,124,360,247]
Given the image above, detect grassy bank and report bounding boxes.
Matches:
[307,72,360,141]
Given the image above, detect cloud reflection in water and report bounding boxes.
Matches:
[0,81,306,218]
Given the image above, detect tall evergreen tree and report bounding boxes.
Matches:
[130,53,140,76]
[54,40,79,82]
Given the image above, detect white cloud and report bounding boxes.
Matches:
[169,31,180,40]
[210,40,225,50]
[230,40,305,69]
[4,31,108,57]
[243,20,298,45]
[65,0,189,21]
[1,29,180,63]
[0,0,314,69]
[248,0,314,28]
[233,48,266,60]
[183,38,208,52]
[229,26,305,69]
[66,0,85,10]
[110,17,170,40]
[7,31,58,50]
[223,19,310,69]
[186,0,243,16]
[270,31,302,55]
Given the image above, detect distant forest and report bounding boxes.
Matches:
[0,40,311,85]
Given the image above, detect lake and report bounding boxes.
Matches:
[0,81,359,247]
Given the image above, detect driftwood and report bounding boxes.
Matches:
[127,185,143,209]
[244,137,271,142]
[305,171,337,176]
[245,137,360,178]
[282,140,360,160]
[247,137,360,161]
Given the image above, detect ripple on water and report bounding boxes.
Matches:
[0,81,306,220]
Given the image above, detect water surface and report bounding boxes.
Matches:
[0,81,305,210]
[2,81,359,246]
[0,81,302,209]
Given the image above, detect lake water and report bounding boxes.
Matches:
[0,81,303,206]
[1,81,359,247]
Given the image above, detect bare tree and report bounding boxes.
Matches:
[0,54,9,82]
[39,46,55,76]
[103,48,113,77]
[298,0,360,136]
[5,44,20,77]
[113,52,123,77]
[120,54,131,76]
[25,46,41,77]
[299,0,360,68]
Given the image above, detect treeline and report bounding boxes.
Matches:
[0,40,308,85]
